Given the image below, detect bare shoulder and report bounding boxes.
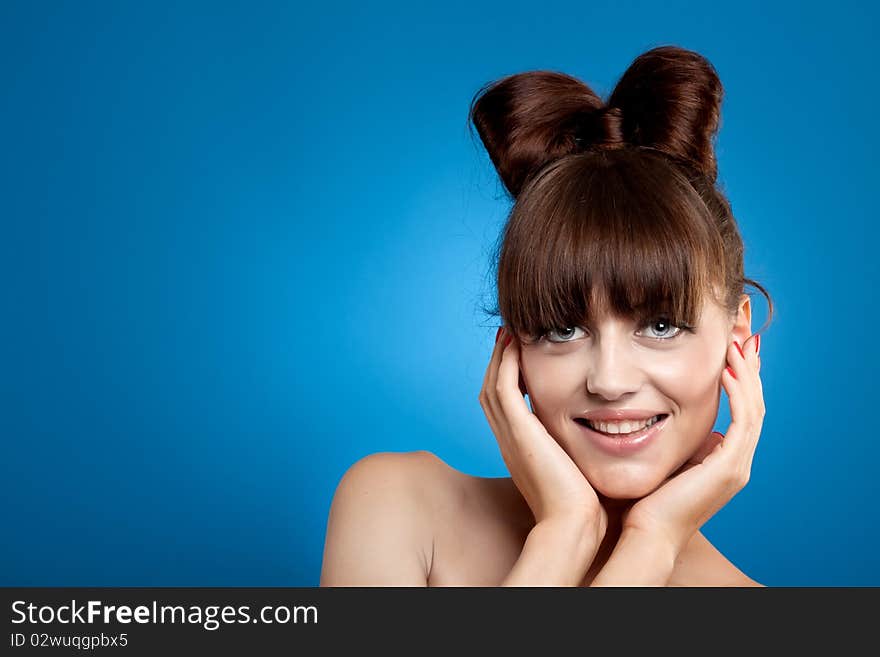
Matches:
[670,532,765,587]
[319,450,458,586]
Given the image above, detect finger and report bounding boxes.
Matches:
[496,335,532,422]
[480,327,508,426]
[482,327,505,391]
[743,333,760,368]
[488,328,526,431]
[486,330,512,423]
[739,335,764,398]
[726,340,757,411]
[720,353,747,447]
[728,337,765,422]
[720,349,762,472]
[728,339,751,381]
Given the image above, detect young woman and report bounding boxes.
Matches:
[320,45,771,586]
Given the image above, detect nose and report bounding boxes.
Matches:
[585,335,642,400]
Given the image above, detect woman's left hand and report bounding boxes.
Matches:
[620,334,765,556]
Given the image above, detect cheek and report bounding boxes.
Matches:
[521,360,578,393]
[519,356,578,415]
[656,348,723,441]
[654,354,719,404]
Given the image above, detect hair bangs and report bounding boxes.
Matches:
[497,152,723,341]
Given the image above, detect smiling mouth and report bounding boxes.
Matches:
[574,414,669,437]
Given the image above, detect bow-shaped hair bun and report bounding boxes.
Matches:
[573,105,625,151]
[468,45,724,199]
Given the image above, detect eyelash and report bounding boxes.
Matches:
[539,318,695,344]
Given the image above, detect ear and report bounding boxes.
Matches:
[730,294,753,348]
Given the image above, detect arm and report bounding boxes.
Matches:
[589,527,766,587]
[501,515,603,587]
[588,528,677,587]
[319,451,434,586]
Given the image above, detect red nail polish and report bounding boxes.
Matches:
[504,335,512,347]
[755,334,760,355]
[734,341,744,359]
[495,327,503,343]
[726,366,737,380]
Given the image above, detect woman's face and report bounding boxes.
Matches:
[518,290,752,500]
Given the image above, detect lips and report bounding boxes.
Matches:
[574,413,670,457]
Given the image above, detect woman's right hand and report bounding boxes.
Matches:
[479,327,607,538]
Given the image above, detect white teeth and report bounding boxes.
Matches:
[585,415,663,435]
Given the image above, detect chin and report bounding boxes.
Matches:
[582,461,668,500]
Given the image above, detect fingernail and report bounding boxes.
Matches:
[734,341,744,359]
[755,334,760,355]
[726,366,737,380]
[495,327,503,343]
[504,334,513,347]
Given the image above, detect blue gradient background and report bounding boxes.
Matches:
[2,1,877,586]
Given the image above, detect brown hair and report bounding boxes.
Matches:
[468,45,773,343]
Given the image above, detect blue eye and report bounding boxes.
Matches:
[542,326,587,343]
[637,318,683,341]
[541,318,688,344]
